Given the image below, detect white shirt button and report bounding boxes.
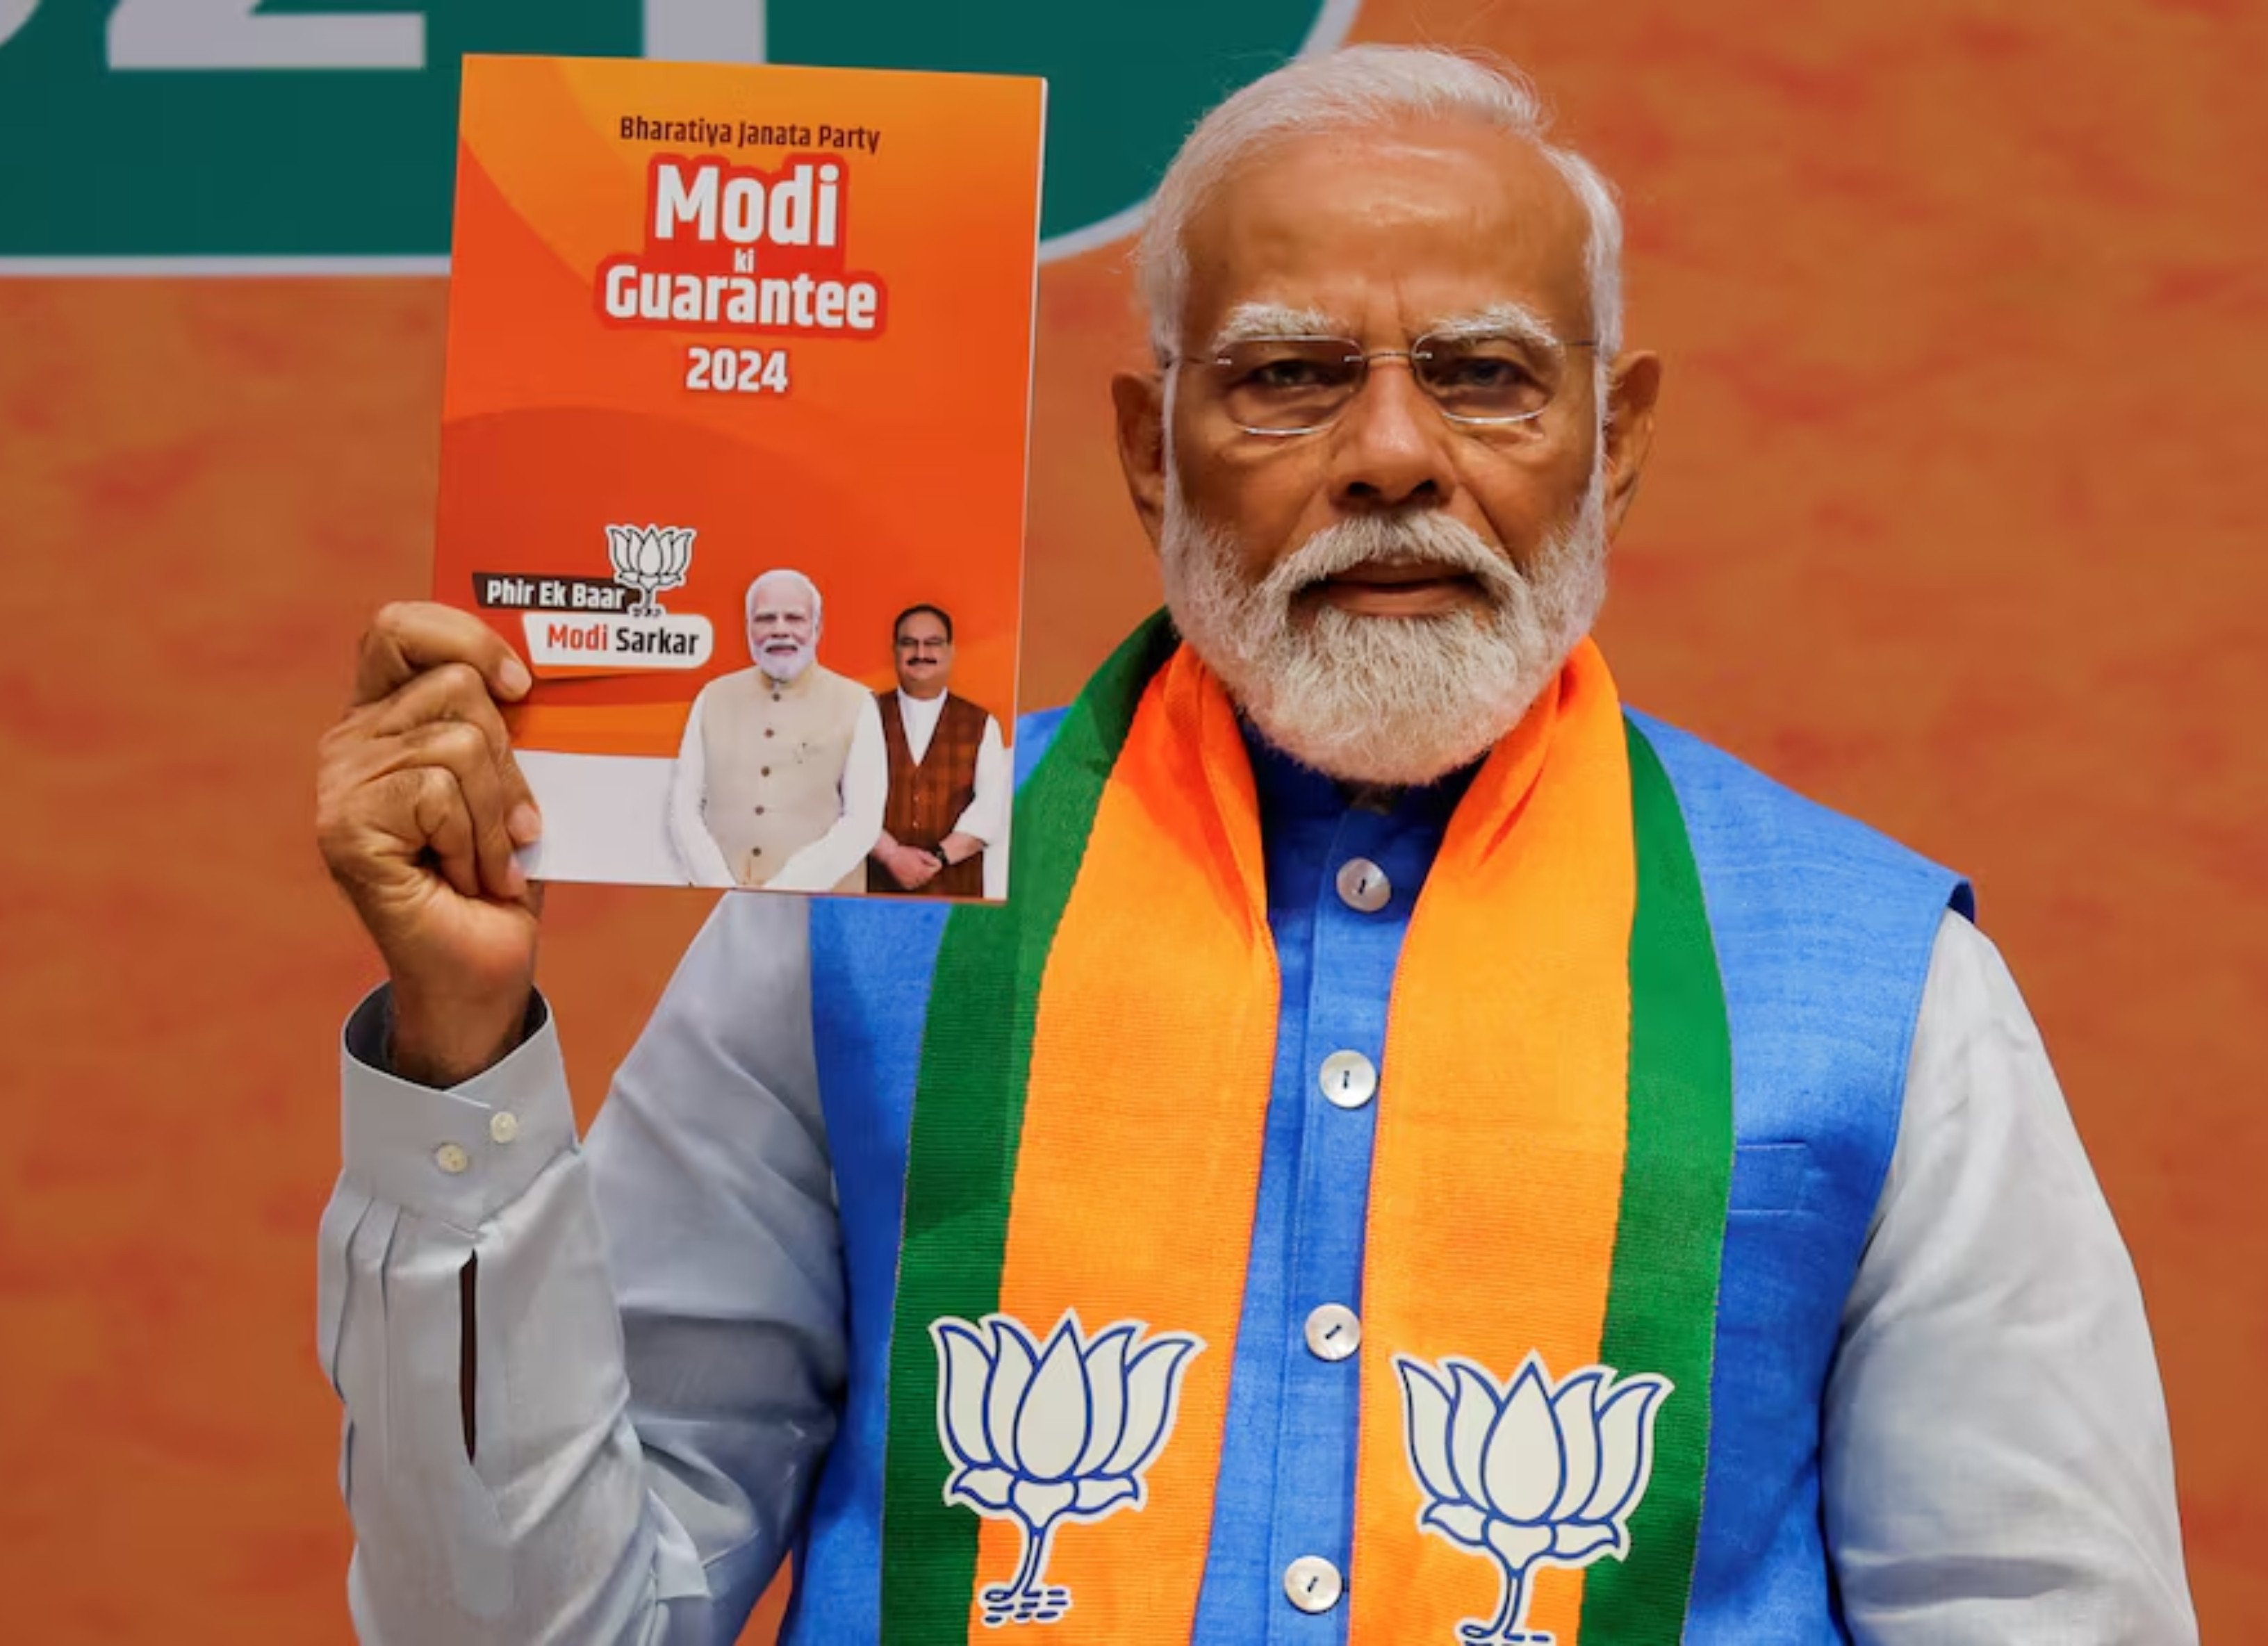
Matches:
[1304,1303,1362,1362]
[488,1110,520,1144]
[1336,856,1391,913]
[1283,1554,1344,1613]
[434,1142,470,1176]
[1318,1049,1377,1110]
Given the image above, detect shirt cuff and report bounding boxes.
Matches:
[338,986,580,1232]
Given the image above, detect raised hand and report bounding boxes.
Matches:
[316,601,545,1085]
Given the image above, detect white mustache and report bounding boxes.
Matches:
[1259,512,1522,606]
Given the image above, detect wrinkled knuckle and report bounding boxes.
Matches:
[386,764,444,812]
[434,659,489,706]
[435,719,487,764]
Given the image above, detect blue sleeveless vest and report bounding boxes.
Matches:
[784,707,1969,1643]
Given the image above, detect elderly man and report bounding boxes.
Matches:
[666,567,885,894]
[312,47,2194,1645]
[868,603,1009,898]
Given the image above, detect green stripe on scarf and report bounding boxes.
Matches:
[878,614,1178,1639]
[1577,718,1736,1639]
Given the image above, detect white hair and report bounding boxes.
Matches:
[1135,44,1623,363]
[745,568,823,627]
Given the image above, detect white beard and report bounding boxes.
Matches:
[1159,471,1609,787]
[754,638,815,682]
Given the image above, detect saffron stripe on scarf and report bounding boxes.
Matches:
[1575,718,1736,1640]
[878,616,1176,1642]
[1348,641,1639,1645]
[986,645,1280,1641]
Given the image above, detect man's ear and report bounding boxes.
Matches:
[1600,350,1662,541]
[1112,369,1169,551]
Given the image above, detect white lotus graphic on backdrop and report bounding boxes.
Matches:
[932,1310,1201,1626]
[1396,1351,1672,1645]
[606,523,694,616]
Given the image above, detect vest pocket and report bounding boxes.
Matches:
[1727,1142,1816,1216]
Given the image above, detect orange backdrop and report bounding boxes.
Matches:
[2,1,2263,1640]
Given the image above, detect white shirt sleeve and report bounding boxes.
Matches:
[948,714,1010,849]
[765,692,887,894]
[1824,912,2197,1643]
[318,893,845,1643]
[982,767,1010,901]
[666,687,736,888]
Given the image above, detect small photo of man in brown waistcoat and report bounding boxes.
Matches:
[668,568,886,893]
[868,602,1008,898]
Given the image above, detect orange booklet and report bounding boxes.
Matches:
[433,54,1044,901]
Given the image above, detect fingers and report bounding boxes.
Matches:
[354,601,532,709]
[319,694,532,903]
[402,764,484,900]
[386,720,528,898]
[881,843,939,891]
[360,662,541,844]
[323,723,527,901]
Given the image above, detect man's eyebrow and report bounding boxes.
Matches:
[1201,299,1568,356]
[1203,302,1346,354]
[1419,302,1561,347]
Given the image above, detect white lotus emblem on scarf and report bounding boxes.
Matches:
[1395,1350,1672,1645]
[605,523,693,617]
[932,1310,1201,1627]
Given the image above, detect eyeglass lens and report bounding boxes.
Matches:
[1212,333,1565,431]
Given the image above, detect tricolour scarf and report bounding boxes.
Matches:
[878,614,1734,1643]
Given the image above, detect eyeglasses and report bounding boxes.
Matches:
[1185,330,1598,437]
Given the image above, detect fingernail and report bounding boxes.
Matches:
[507,804,542,844]
[499,657,533,698]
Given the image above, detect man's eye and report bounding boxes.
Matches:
[1244,357,1338,392]
[1432,355,1536,390]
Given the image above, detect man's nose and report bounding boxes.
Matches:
[1328,359,1456,511]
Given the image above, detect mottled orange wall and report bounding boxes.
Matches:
[3,1,2264,1640]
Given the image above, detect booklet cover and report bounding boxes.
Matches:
[433,54,1044,900]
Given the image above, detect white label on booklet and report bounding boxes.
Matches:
[523,610,714,669]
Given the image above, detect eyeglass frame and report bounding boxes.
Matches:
[1170,329,1603,438]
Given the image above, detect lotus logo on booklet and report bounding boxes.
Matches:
[606,523,696,618]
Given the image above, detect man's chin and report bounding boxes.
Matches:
[1207,611,1575,788]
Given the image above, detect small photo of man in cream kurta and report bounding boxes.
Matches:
[667,568,885,892]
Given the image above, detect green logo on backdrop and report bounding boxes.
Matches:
[0,0,1354,267]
